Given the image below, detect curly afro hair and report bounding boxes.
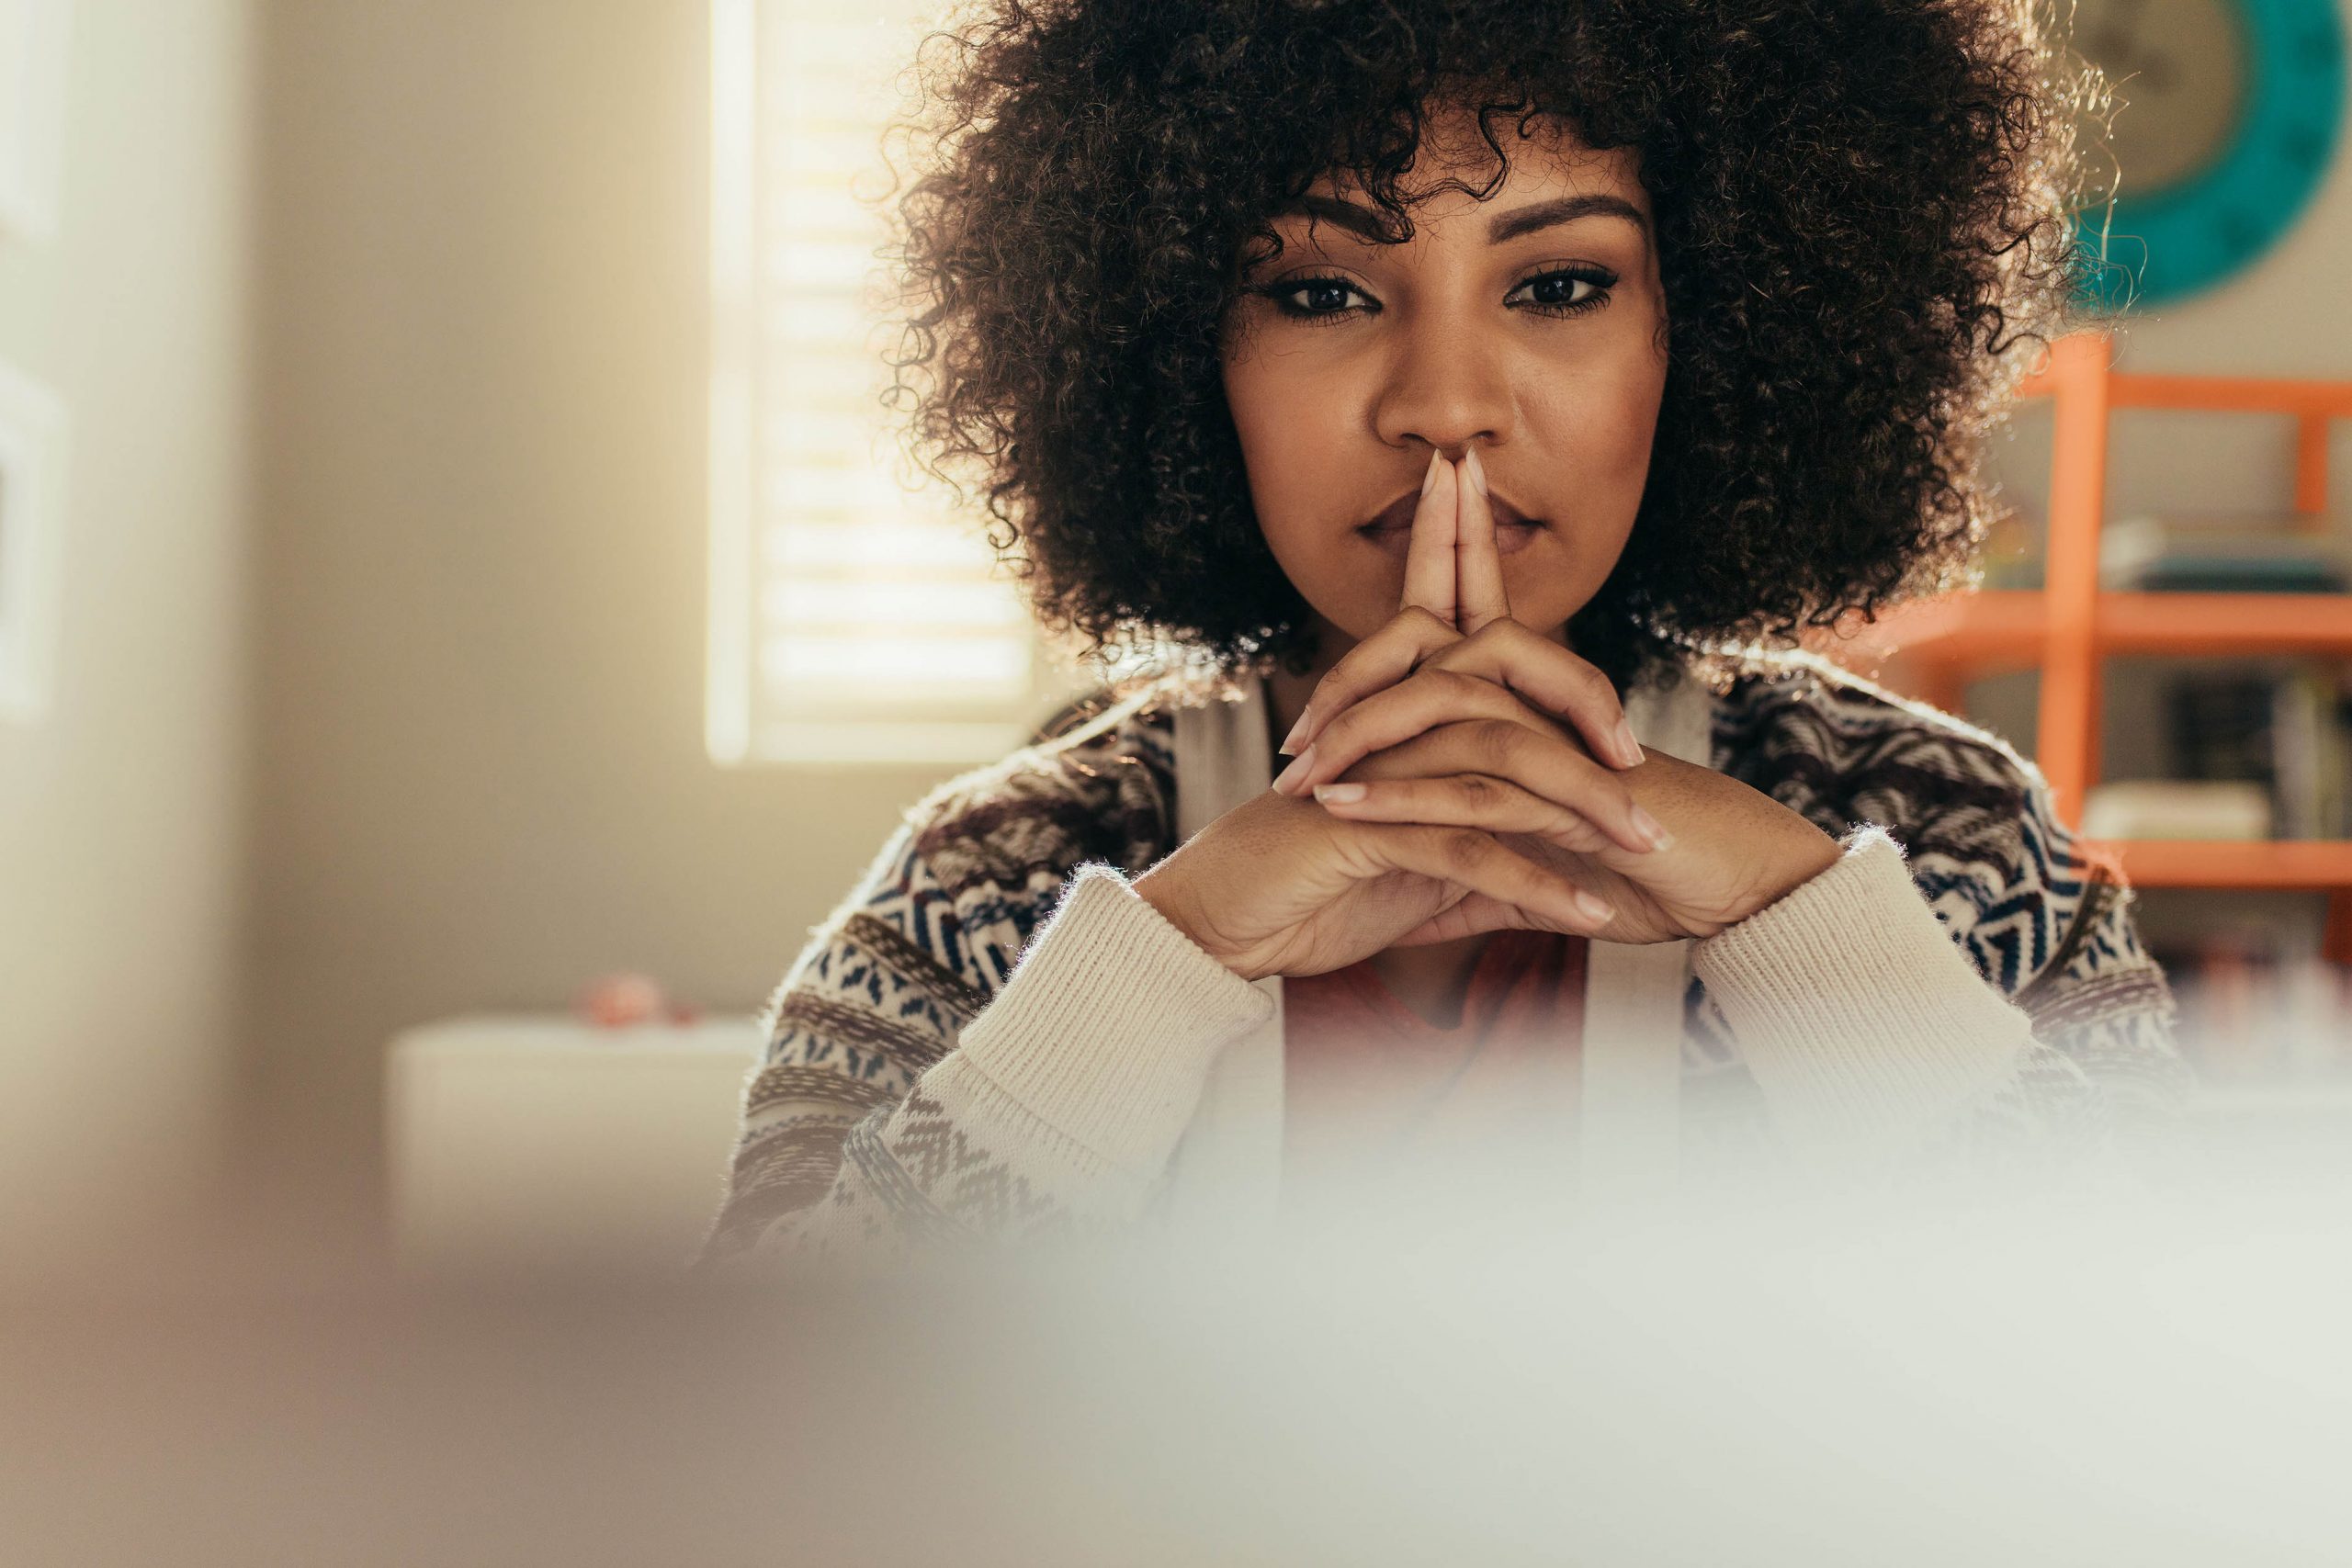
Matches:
[884,0,2113,701]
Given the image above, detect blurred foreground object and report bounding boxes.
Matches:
[10,1113,2352,1567]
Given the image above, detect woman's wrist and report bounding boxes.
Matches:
[1747,829,1846,916]
[1132,863,1256,981]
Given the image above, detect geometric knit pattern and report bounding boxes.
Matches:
[694,649,2192,1265]
[1680,650,2191,1172]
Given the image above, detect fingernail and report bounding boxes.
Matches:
[1575,889,1615,924]
[1631,805,1675,852]
[1613,717,1644,767]
[1313,783,1365,804]
[1464,446,1488,494]
[1272,743,1315,794]
[1421,450,1443,496]
[1276,706,1311,756]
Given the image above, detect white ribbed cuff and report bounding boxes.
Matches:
[1691,825,2037,1147]
[954,863,1275,1178]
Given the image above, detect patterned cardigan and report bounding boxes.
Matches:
[694,653,2194,1265]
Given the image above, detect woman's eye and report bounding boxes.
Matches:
[1252,266,1612,322]
[1261,276,1374,320]
[1508,267,1616,316]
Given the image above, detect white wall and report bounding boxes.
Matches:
[239,0,957,1231]
[0,0,256,1257]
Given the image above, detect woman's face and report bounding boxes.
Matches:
[1220,108,1668,660]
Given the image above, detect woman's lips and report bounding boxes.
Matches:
[1353,481,1545,556]
[1359,519,1542,556]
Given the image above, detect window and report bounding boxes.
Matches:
[708,0,1116,765]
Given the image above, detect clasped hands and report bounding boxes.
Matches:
[1268,446,1841,946]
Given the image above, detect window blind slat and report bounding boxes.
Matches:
[709,0,1065,763]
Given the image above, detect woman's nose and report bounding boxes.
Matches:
[1371,320,1512,455]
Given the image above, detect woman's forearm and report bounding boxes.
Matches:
[1690,825,2055,1155]
[704,861,1272,1264]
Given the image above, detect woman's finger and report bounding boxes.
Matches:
[1400,451,1459,626]
[1277,604,1459,758]
[1419,620,1645,769]
[1287,449,1640,770]
[1454,446,1510,636]
[1279,669,1529,794]
[1298,712,1670,856]
[1356,818,1616,934]
[1385,892,1539,948]
[1312,770,1621,856]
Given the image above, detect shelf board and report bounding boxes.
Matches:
[2086,840,2352,889]
[1820,590,2352,665]
[2101,592,2352,655]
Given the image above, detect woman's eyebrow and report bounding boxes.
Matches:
[1277,191,1651,256]
[1487,194,1650,251]
[1280,194,1408,244]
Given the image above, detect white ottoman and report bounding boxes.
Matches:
[386,1014,763,1272]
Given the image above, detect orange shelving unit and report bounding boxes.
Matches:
[1810,330,2352,966]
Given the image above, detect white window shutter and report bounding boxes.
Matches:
[708,0,1105,765]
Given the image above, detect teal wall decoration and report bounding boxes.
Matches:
[2072,0,2346,310]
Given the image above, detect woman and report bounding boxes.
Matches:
[695,0,2191,1261]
